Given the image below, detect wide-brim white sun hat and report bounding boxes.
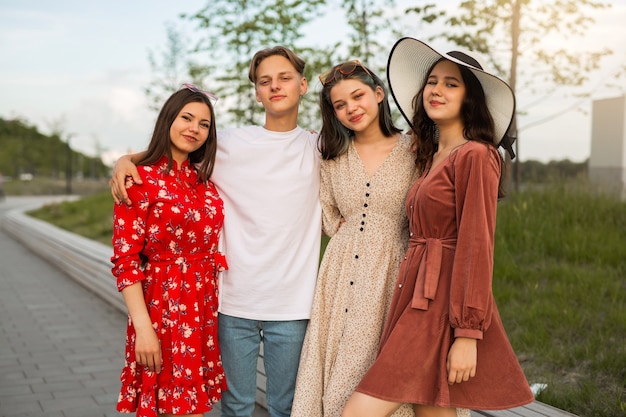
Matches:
[387,37,516,152]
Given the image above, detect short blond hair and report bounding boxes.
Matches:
[248,46,306,84]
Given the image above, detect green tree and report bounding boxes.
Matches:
[0,117,109,182]
[145,23,200,112]
[148,1,420,130]
[405,0,616,188]
[343,0,396,65]
[180,0,326,128]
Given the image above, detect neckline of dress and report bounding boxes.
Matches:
[350,133,404,180]
[424,141,469,177]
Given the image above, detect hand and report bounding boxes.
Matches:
[446,337,477,385]
[110,155,141,205]
[134,325,162,373]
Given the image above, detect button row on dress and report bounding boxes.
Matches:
[361,182,370,232]
[354,182,371,259]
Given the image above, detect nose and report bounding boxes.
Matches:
[347,100,357,113]
[270,78,281,91]
[189,122,199,132]
[431,81,442,96]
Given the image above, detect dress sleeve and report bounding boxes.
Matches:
[449,145,501,340]
[110,176,150,292]
[320,160,342,237]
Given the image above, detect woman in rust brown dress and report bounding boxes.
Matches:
[341,37,534,417]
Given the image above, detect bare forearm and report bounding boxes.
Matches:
[121,282,152,332]
[121,281,162,372]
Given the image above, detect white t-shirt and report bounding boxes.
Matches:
[212,125,321,320]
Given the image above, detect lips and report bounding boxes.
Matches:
[349,114,364,123]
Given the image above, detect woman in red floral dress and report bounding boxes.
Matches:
[111,84,227,417]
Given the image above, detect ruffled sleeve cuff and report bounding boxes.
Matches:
[112,257,144,292]
[454,327,484,340]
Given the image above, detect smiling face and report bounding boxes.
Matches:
[169,101,211,165]
[329,78,384,134]
[423,59,467,128]
[254,54,308,121]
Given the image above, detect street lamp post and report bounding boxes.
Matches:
[65,135,73,195]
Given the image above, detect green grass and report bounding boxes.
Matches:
[493,183,625,416]
[28,190,115,246]
[4,177,110,196]
[26,181,626,416]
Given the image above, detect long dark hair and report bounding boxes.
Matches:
[410,58,507,197]
[138,88,217,182]
[317,62,401,160]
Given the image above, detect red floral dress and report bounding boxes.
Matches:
[111,156,227,416]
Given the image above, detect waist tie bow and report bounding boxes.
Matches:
[148,250,228,271]
[409,236,456,310]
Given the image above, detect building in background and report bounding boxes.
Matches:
[589,95,626,199]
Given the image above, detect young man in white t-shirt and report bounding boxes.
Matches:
[110,46,321,417]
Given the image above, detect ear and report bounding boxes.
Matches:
[299,76,309,97]
[375,85,385,104]
[255,87,262,103]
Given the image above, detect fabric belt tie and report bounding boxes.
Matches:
[148,250,227,270]
[409,236,456,310]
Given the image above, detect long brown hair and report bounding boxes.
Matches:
[138,88,217,182]
[410,58,507,197]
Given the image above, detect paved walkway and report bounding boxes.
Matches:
[0,197,268,417]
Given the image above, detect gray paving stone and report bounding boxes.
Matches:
[52,386,105,399]
[44,373,92,383]
[93,392,119,406]
[0,401,44,416]
[0,227,130,416]
[23,365,74,379]
[0,383,32,396]
[1,391,54,404]
[2,364,38,377]
[8,412,65,417]
[38,395,98,412]
[70,362,121,374]
[0,356,19,367]
[31,380,85,394]
[0,375,44,386]
[63,350,117,362]
[65,408,121,417]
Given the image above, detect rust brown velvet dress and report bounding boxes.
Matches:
[355,141,534,410]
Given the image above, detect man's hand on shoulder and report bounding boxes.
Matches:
[110,155,142,205]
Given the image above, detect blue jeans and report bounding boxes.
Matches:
[218,313,308,417]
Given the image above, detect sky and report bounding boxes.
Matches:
[1,0,625,165]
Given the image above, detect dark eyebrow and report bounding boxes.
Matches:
[331,87,366,105]
[428,74,461,83]
[183,111,210,123]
